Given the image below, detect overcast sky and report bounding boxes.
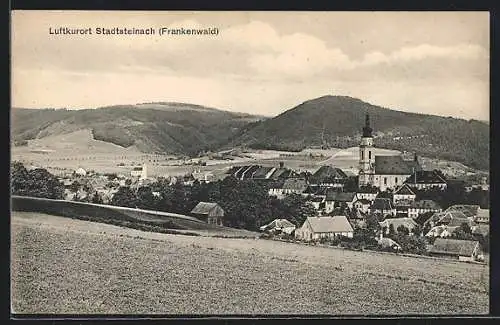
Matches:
[11,11,489,120]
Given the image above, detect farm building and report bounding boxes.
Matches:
[407,200,442,219]
[190,202,224,226]
[324,191,357,213]
[259,219,296,235]
[404,170,447,190]
[379,217,418,235]
[295,215,354,241]
[428,238,483,262]
[308,165,348,188]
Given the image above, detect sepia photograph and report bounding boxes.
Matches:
[10,10,490,315]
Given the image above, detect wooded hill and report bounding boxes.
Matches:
[11,96,489,170]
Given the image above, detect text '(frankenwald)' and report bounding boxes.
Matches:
[48,27,220,36]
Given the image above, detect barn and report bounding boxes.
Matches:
[190,202,225,226]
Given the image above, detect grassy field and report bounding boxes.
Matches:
[11,212,489,315]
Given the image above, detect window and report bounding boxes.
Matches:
[369,151,372,160]
[361,151,364,160]
[395,177,398,184]
[384,177,387,185]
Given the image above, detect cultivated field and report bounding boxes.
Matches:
[11,212,489,315]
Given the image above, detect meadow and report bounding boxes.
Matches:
[11,212,489,315]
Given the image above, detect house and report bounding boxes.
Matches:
[425,225,458,238]
[405,170,447,190]
[259,219,296,235]
[295,215,354,241]
[424,210,473,229]
[309,165,348,188]
[445,205,480,219]
[356,186,379,202]
[324,191,357,213]
[428,238,483,262]
[474,208,489,224]
[190,202,224,225]
[353,198,371,214]
[392,184,416,204]
[131,163,148,179]
[357,114,422,191]
[370,198,396,217]
[393,199,413,217]
[379,217,418,235]
[75,167,87,177]
[407,200,442,219]
[268,178,308,199]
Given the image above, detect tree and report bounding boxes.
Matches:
[397,225,410,236]
[388,224,396,238]
[453,222,474,240]
[111,186,138,208]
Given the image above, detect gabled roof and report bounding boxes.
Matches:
[428,238,479,256]
[394,184,415,196]
[355,198,371,205]
[325,190,356,202]
[306,216,353,234]
[409,200,441,210]
[191,202,221,215]
[252,167,274,179]
[261,218,296,230]
[445,205,480,218]
[375,155,420,175]
[282,178,308,191]
[310,166,348,183]
[405,170,447,185]
[371,198,394,211]
[379,217,418,230]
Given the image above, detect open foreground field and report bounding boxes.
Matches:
[12,212,489,315]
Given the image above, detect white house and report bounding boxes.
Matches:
[295,215,354,241]
[75,167,87,177]
[393,184,416,204]
[131,163,148,179]
[353,199,371,214]
[407,200,442,219]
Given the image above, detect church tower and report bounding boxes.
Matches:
[358,114,375,187]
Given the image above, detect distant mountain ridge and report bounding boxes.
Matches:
[11,96,489,171]
[11,103,265,155]
[228,95,489,171]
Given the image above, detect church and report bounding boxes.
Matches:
[358,114,421,192]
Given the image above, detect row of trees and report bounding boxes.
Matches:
[110,176,318,231]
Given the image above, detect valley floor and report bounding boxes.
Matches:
[11,212,489,315]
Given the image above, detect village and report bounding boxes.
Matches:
[11,114,490,264]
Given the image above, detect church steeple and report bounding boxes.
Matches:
[362,114,373,137]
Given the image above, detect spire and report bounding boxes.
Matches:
[362,113,373,137]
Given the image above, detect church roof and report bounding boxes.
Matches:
[374,155,420,175]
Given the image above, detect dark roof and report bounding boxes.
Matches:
[371,198,394,211]
[375,155,421,175]
[234,165,251,179]
[405,170,447,185]
[191,202,222,215]
[428,238,479,256]
[394,184,415,196]
[415,212,435,225]
[325,190,356,202]
[310,166,348,184]
[409,200,441,210]
[242,165,260,179]
[252,167,274,179]
[282,178,308,191]
[306,216,354,233]
[355,198,371,205]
